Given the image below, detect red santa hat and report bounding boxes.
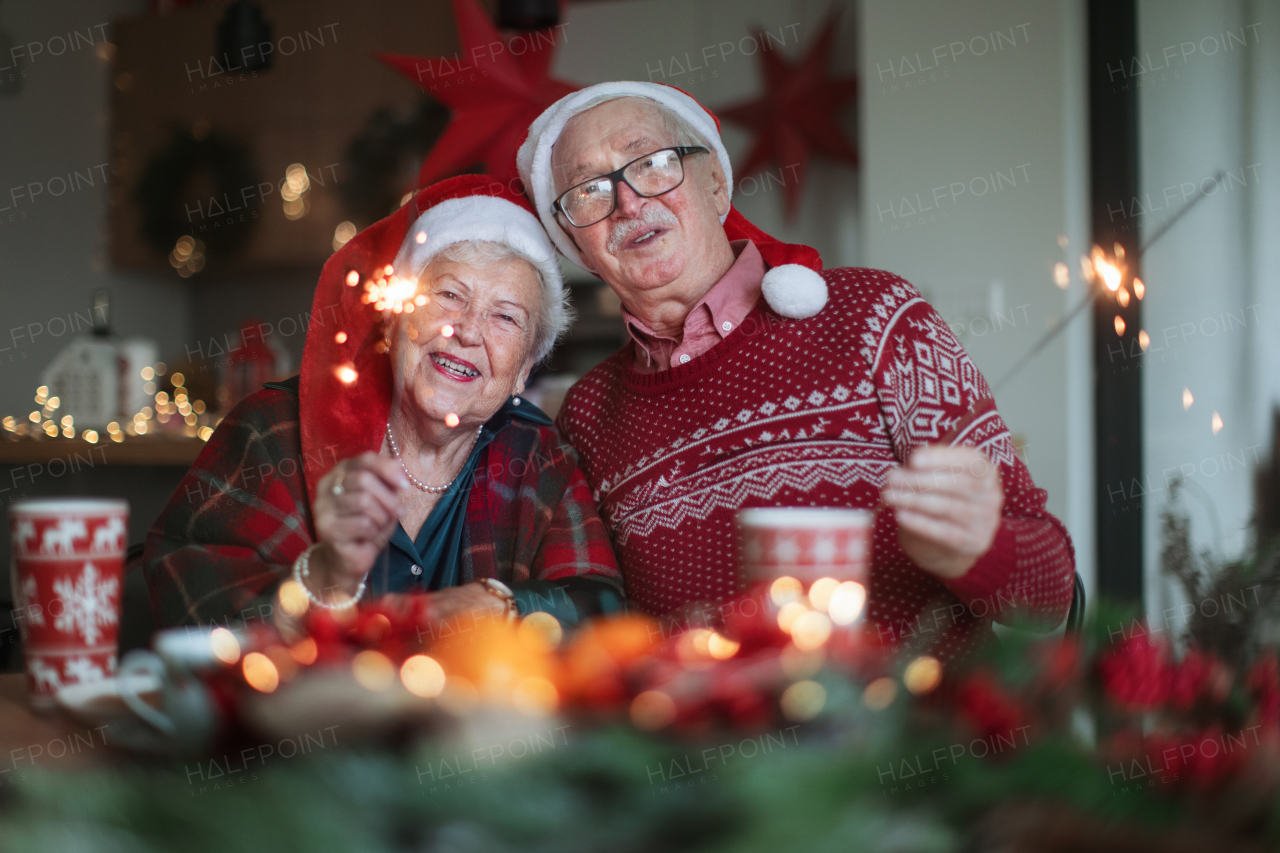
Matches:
[298,174,565,503]
[515,81,828,319]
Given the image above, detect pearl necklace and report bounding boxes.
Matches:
[385,422,483,493]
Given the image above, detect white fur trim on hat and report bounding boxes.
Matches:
[391,195,567,360]
[761,264,828,319]
[516,82,733,272]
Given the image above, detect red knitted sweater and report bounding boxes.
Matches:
[557,267,1076,660]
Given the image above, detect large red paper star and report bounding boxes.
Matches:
[378,0,579,189]
[720,14,858,220]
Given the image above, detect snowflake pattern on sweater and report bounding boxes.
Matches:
[558,268,1076,660]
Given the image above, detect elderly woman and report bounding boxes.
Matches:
[144,176,622,629]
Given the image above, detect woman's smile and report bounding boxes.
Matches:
[429,351,481,382]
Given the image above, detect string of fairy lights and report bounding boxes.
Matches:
[1,363,218,445]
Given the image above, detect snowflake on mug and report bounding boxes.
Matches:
[52,562,119,646]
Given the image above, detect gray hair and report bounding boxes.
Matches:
[428,240,574,364]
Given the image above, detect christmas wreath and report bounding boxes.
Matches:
[134,129,260,264]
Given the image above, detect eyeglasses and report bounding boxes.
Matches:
[552,146,709,228]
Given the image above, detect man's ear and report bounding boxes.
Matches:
[701,156,731,218]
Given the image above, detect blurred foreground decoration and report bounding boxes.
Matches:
[721,12,858,221]
[19,557,1280,852]
[378,0,579,190]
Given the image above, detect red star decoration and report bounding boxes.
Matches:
[720,14,858,220]
[378,0,579,190]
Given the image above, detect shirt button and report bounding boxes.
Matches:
[679,354,691,364]
[410,564,423,576]
[721,321,732,331]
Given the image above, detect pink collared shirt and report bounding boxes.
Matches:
[622,240,765,373]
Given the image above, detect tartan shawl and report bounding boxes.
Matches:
[143,384,621,629]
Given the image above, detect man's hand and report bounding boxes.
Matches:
[881,445,1004,579]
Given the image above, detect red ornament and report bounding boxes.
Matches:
[378,0,579,189]
[1098,633,1173,712]
[720,13,858,220]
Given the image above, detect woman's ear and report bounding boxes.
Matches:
[515,359,535,396]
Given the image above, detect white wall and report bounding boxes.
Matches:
[858,0,1095,602]
[0,0,190,421]
[1137,0,1280,619]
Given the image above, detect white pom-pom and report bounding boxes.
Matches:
[762,264,827,319]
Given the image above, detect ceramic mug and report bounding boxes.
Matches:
[9,497,128,710]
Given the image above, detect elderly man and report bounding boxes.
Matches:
[517,83,1075,658]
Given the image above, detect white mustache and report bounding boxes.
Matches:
[606,206,679,254]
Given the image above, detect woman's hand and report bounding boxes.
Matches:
[310,453,410,597]
[881,445,1004,579]
[428,583,512,625]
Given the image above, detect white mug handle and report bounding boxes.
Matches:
[117,650,175,734]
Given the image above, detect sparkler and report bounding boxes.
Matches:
[992,170,1226,391]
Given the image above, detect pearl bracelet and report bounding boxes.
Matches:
[291,543,366,610]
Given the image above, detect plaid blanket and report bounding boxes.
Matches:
[143,383,622,628]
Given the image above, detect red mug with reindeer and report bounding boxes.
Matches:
[9,498,128,710]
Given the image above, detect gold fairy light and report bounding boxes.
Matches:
[789,611,833,651]
[242,652,279,692]
[415,231,427,244]
[780,680,826,721]
[1138,330,1150,351]
[903,656,942,694]
[444,413,460,428]
[1053,262,1070,289]
[346,270,360,287]
[1116,286,1130,308]
[1183,388,1194,410]
[1133,277,1145,299]
[352,650,395,691]
[807,577,840,612]
[707,632,740,659]
[440,324,455,337]
[770,576,803,606]
[334,331,347,344]
[1114,315,1126,336]
[827,581,866,626]
[1212,412,1224,434]
[332,221,357,251]
[630,690,677,731]
[400,655,446,698]
[336,365,358,384]
[210,627,241,664]
[863,677,898,711]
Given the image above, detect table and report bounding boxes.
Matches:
[0,435,207,467]
[0,672,110,780]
